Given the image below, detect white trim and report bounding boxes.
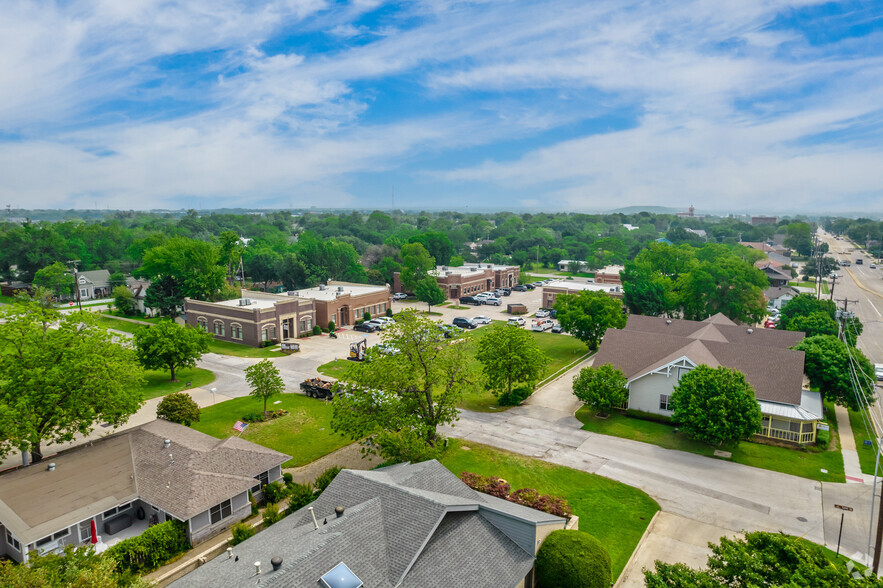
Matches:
[629,356,697,384]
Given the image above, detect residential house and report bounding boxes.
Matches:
[756,262,792,287]
[765,286,798,310]
[170,460,570,588]
[740,241,792,264]
[684,228,707,240]
[557,259,587,272]
[751,216,778,226]
[0,420,289,563]
[0,281,31,297]
[125,277,154,316]
[76,270,111,300]
[593,314,820,445]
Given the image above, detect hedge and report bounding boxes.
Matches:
[536,530,611,588]
[105,520,190,574]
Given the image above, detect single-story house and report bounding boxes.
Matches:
[0,420,289,563]
[764,286,798,310]
[76,269,112,300]
[557,259,588,272]
[0,281,31,297]
[593,313,821,445]
[756,262,792,288]
[171,460,570,588]
[125,277,155,316]
[684,228,707,240]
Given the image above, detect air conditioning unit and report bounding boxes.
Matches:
[337,286,344,292]
[319,285,325,291]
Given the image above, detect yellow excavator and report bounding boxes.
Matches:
[349,338,367,361]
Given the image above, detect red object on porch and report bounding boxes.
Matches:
[90,519,97,544]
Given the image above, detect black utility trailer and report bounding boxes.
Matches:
[300,378,335,399]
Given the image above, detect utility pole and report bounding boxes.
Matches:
[829,274,836,302]
[67,259,82,311]
[834,298,858,342]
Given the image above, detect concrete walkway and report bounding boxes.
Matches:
[835,404,871,484]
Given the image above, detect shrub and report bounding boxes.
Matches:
[328,320,336,332]
[242,411,266,423]
[286,482,316,514]
[355,319,364,326]
[282,472,293,485]
[535,530,611,588]
[230,522,255,546]
[248,490,258,516]
[312,325,322,336]
[105,520,190,574]
[461,473,572,518]
[156,392,201,426]
[498,386,531,406]
[262,481,288,504]
[459,472,510,498]
[363,311,372,322]
[815,428,830,450]
[314,466,342,493]
[385,308,393,317]
[262,503,284,527]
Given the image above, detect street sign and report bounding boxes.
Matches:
[835,504,854,512]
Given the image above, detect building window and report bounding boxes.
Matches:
[269,326,276,339]
[197,317,208,331]
[78,521,92,542]
[213,321,225,336]
[6,529,21,552]
[231,324,243,340]
[659,395,671,411]
[80,289,88,297]
[210,499,233,525]
[252,470,270,492]
[103,502,131,519]
[53,529,69,541]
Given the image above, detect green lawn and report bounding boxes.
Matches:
[576,402,845,483]
[192,393,351,468]
[140,367,216,401]
[439,440,659,581]
[0,294,18,304]
[206,338,286,358]
[103,310,165,323]
[788,281,830,294]
[96,316,149,334]
[848,408,879,476]
[317,358,354,379]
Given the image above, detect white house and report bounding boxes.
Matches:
[764,286,798,310]
[76,270,111,300]
[593,314,821,445]
[0,420,289,563]
[557,259,587,272]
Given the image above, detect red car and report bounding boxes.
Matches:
[764,320,777,329]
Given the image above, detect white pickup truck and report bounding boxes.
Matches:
[531,318,553,332]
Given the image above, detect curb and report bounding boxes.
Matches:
[614,510,660,587]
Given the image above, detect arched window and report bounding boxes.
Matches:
[197,317,208,331]
[213,320,225,336]
[230,323,243,340]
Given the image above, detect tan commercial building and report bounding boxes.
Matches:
[593,265,624,284]
[541,280,623,308]
[393,263,520,299]
[185,290,316,347]
[290,282,392,328]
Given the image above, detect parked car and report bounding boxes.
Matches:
[353,322,377,333]
[876,364,883,381]
[857,258,863,264]
[393,292,408,300]
[550,309,557,318]
[531,318,553,332]
[507,317,526,326]
[483,296,502,306]
[524,284,536,290]
[475,292,492,300]
[472,316,492,325]
[512,285,528,292]
[452,317,477,329]
[551,324,564,333]
[366,319,387,330]
[872,264,877,269]
[535,309,551,318]
[438,324,462,338]
[498,288,512,296]
[459,296,482,305]
[764,320,777,329]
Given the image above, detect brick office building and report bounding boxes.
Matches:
[291,282,392,328]
[593,265,624,285]
[393,263,520,299]
[541,280,624,308]
[185,291,316,347]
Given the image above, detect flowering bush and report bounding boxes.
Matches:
[460,472,572,517]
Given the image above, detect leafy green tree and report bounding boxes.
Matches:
[554,290,626,351]
[645,532,882,587]
[108,271,128,290]
[244,359,285,414]
[415,276,446,311]
[621,266,673,316]
[778,294,864,346]
[156,392,201,426]
[795,335,875,411]
[536,530,612,588]
[572,364,628,417]
[277,253,309,290]
[0,302,144,462]
[669,365,762,446]
[675,256,768,323]
[218,230,244,285]
[138,237,226,301]
[133,320,211,382]
[778,294,836,330]
[409,231,454,266]
[449,255,465,267]
[331,310,473,462]
[400,242,435,292]
[784,222,813,256]
[0,544,151,587]
[32,261,74,300]
[788,312,838,339]
[143,274,183,317]
[245,247,281,291]
[113,285,136,315]
[475,323,549,397]
[801,255,838,278]
[374,256,402,285]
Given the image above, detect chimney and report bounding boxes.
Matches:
[335,506,345,518]
[47,462,56,472]
[271,557,283,571]
[665,320,672,325]
[308,506,319,530]
[163,439,171,449]
[254,562,262,575]
[747,328,753,334]
[227,547,233,559]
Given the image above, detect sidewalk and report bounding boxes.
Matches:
[835,404,873,484]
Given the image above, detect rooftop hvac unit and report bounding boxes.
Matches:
[446,271,452,276]
[319,285,325,291]
[239,298,251,306]
[338,286,344,292]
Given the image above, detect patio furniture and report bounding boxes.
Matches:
[103,514,133,536]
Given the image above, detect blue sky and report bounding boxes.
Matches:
[0,0,881,213]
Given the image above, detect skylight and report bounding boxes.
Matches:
[319,562,363,588]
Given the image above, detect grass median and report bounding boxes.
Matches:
[576,401,844,483]
[140,367,216,401]
[439,439,659,581]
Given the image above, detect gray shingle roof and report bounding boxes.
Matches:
[78,269,111,287]
[171,460,564,588]
[594,316,807,405]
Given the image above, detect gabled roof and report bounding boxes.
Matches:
[78,269,111,287]
[764,286,798,301]
[594,316,807,405]
[0,420,289,545]
[171,460,561,588]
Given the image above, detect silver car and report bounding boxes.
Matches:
[473,316,492,325]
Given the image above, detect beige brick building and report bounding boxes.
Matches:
[393,263,520,299]
[541,280,623,308]
[291,282,392,328]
